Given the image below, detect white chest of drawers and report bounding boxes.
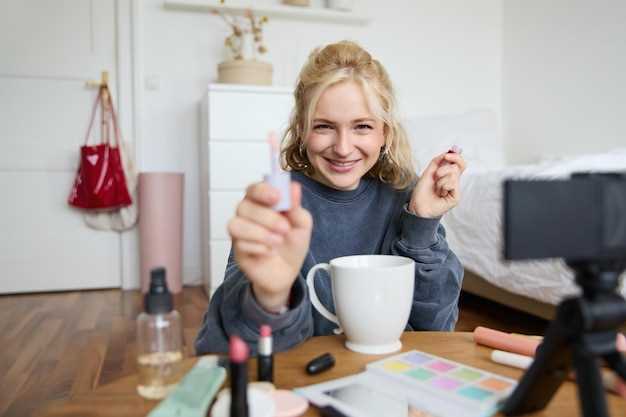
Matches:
[200,84,294,297]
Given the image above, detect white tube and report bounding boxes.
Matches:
[490,350,533,370]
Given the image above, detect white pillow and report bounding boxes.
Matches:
[402,109,505,173]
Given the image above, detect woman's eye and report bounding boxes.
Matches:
[313,124,333,130]
[355,124,373,130]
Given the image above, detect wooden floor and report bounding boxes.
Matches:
[0,287,547,417]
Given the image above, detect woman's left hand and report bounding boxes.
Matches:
[409,151,467,218]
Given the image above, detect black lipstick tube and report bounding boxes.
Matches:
[230,355,248,417]
[257,333,273,382]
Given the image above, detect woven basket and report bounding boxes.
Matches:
[217,60,273,86]
[282,0,310,6]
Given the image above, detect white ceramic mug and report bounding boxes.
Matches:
[305,255,415,354]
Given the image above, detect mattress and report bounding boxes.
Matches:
[441,148,626,305]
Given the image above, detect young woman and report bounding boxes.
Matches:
[195,41,466,354]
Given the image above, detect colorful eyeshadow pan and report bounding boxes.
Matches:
[404,368,435,381]
[431,376,463,390]
[382,360,413,373]
[479,377,512,392]
[426,360,456,372]
[402,352,431,365]
[450,368,483,382]
[458,386,494,401]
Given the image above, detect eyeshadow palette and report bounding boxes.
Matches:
[366,350,517,415]
[295,350,517,417]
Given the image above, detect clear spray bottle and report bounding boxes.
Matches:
[136,267,183,399]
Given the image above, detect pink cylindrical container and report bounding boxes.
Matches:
[139,172,184,294]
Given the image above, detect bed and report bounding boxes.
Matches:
[405,110,626,319]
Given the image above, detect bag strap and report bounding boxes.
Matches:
[99,89,130,170]
[84,86,124,148]
[107,91,124,148]
[100,89,110,145]
[100,89,124,164]
[91,90,126,194]
[84,86,106,145]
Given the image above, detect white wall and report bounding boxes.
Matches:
[140,0,502,285]
[502,0,626,163]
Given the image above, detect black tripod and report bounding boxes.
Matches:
[501,261,626,417]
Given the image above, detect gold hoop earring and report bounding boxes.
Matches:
[379,145,388,161]
[298,141,306,156]
[298,142,309,168]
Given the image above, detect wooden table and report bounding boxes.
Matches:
[39,332,626,417]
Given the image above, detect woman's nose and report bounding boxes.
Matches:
[332,129,354,157]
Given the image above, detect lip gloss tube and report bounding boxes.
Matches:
[257,324,273,383]
[229,336,249,417]
[474,326,539,357]
[264,131,291,211]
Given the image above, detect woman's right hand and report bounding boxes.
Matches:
[227,181,313,313]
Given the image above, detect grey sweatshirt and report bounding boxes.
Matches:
[195,171,464,355]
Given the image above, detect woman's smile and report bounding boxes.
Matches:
[324,157,362,173]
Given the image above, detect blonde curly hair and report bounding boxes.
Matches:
[282,40,416,190]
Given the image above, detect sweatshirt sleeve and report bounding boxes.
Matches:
[389,205,464,331]
[194,250,314,355]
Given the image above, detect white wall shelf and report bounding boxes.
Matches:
[163,0,369,25]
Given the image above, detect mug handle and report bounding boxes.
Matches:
[305,263,343,335]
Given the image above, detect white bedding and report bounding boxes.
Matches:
[441,148,626,305]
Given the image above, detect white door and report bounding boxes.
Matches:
[0,1,125,293]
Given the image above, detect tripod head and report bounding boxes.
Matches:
[568,262,625,302]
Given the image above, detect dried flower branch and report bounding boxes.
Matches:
[212,7,269,60]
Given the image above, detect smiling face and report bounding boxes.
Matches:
[305,81,386,191]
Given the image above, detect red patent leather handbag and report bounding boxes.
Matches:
[68,87,132,210]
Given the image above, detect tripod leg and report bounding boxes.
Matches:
[501,312,570,415]
[603,351,626,381]
[573,345,610,417]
